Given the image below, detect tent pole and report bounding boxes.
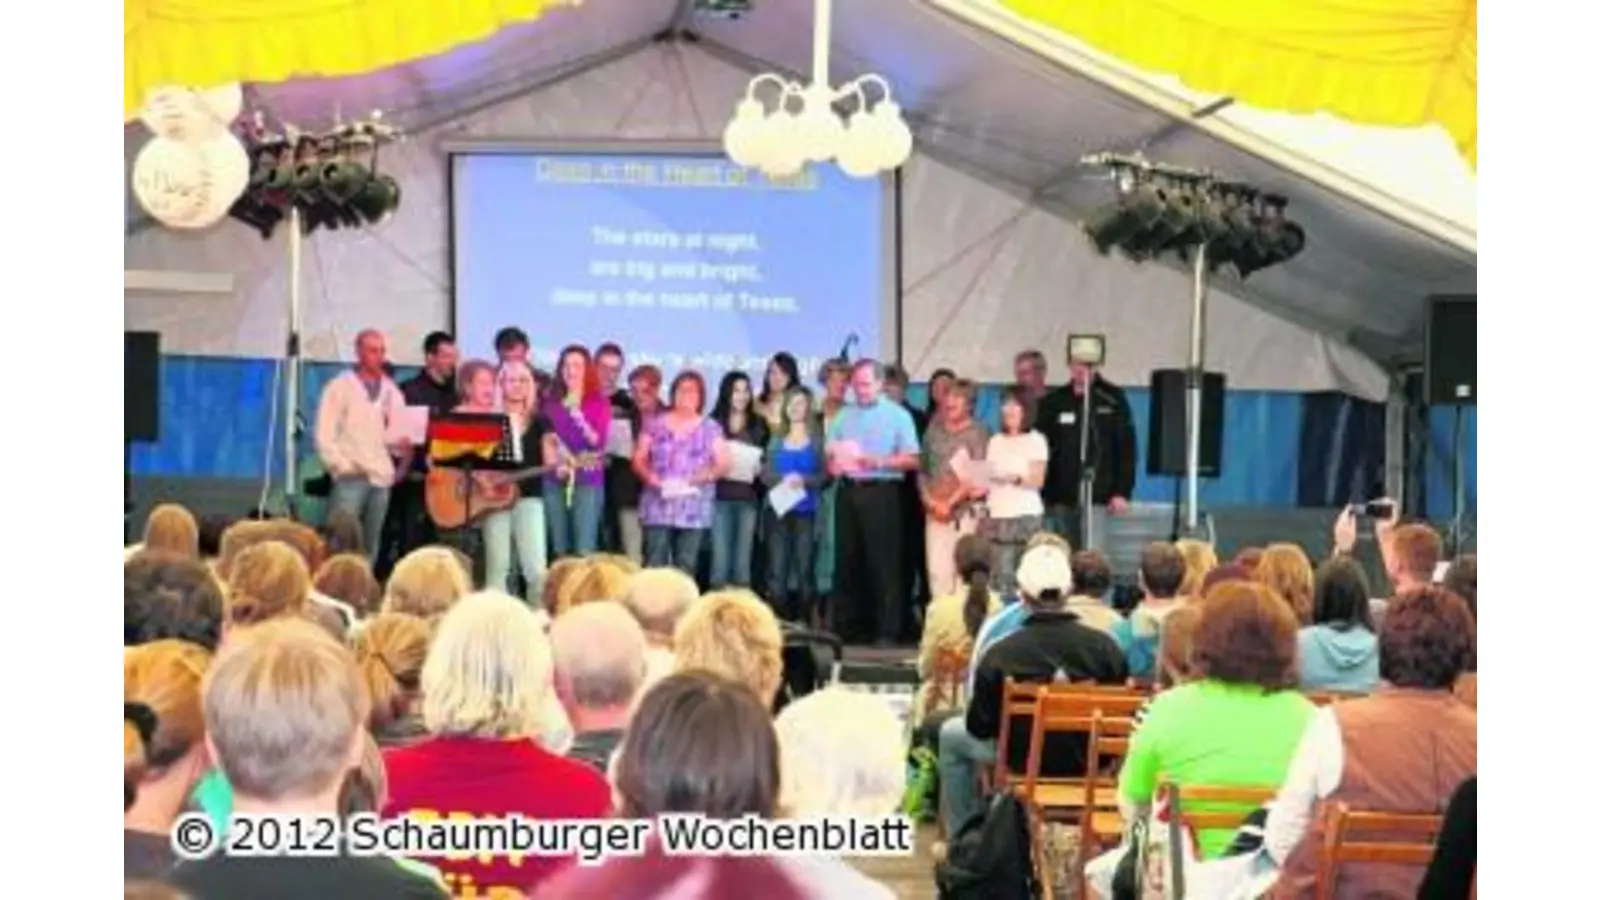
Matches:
[284,208,303,521]
[1184,244,1208,536]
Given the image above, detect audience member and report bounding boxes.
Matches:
[143,503,201,560]
[1256,542,1315,623]
[1064,548,1123,637]
[321,509,366,558]
[1298,556,1379,693]
[1234,546,1264,573]
[1112,542,1187,680]
[168,619,445,898]
[915,534,999,725]
[621,566,700,688]
[125,551,224,650]
[535,853,812,900]
[1117,581,1314,859]
[945,543,1127,836]
[1174,538,1218,599]
[541,557,586,612]
[1152,604,1202,691]
[554,558,631,615]
[381,546,471,621]
[383,591,608,895]
[125,640,213,881]
[1418,776,1476,900]
[224,540,312,629]
[550,601,648,772]
[313,553,382,618]
[965,531,1073,684]
[673,588,785,708]
[1265,586,1477,898]
[1201,562,1252,597]
[353,612,431,747]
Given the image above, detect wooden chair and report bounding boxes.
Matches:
[1173,783,1278,833]
[925,646,972,717]
[987,678,1046,792]
[1315,801,1443,900]
[1075,713,1137,899]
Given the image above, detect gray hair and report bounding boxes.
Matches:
[774,688,906,817]
[422,590,557,739]
[549,601,648,710]
[621,568,700,640]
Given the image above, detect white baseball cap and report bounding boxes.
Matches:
[1017,544,1073,598]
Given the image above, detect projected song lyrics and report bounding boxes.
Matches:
[547,225,800,314]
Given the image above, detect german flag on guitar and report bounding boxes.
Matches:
[426,416,503,462]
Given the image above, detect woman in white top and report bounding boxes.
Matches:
[981,385,1049,594]
[481,360,550,606]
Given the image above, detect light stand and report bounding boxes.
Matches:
[1183,243,1210,536]
[1077,370,1096,550]
[283,207,304,521]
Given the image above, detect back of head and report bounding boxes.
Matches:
[384,546,471,621]
[216,519,274,581]
[558,561,631,615]
[536,850,807,900]
[1070,549,1113,597]
[542,557,587,613]
[353,612,432,733]
[321,510,366,558]
[1016,544,1073,609]
[774,688,906,817]
[260,519,327,573]
[1312,556,1374,632]
[1139,542,1186,600]
[125,550,224,650]
[1379,585,1476,689]
[614,670,779,819]
[1155,605,1203,689]
[125,639,213,775]
[1234,547,1264,574]
[422,590,555,739]
[550,601,649,712]
[673,589,784,707]
[313,553,382,617]
[1173,539,1218,597]
[953,534,994,638]
[1388,523,1443,587]
[226,540,312,627]
[203,619,369,802]
[337,730,388,816]
[1442,555,1476,618]
[143,504,200,560]
[1255,543,1314,623]
[621,567,701,642]
[1192,581,1299,691]
[1201,562,1251,599]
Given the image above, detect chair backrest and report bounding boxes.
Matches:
[994,678,1045,789]
[1160,783,1277,832]
[1082,712,1136,806]
[1017,688,1146,792]
[928,645,972,712]
[1315,801,1444,900]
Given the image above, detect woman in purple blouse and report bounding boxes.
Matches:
[632,370,728,575]
[539,345,612,558]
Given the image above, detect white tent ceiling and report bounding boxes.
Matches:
[124,0,1476,399]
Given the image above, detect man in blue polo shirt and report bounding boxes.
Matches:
[825,359,921,645]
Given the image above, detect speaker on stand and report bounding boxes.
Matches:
[1424,296,1476,555]
[1147,369,1226,540]
[125,332,162,545]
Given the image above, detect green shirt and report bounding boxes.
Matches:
[1118,679,1314,858]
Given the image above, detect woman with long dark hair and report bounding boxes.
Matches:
[710,370,769,588]
[757,352,800,430]
[980,384,1048,593]
[540,345,612,558]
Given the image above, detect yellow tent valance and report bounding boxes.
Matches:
[999,0,1477,168]
[125,0,577,121]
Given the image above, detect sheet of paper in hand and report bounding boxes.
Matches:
[768,481,806,516]
[727,442,764,483]
[660,478,699,499]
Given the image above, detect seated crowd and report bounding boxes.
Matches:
[125,497,1476,898]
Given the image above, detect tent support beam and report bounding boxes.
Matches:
[1183,244,1208,535]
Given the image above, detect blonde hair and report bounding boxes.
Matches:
[422,590,558,739]
[203,619,369,800]
[1256,543,1315,624]
[774,688,906,818]
[313,553,381,616]
[383,546,471,621]
[621,567,700,642]
[125,639,212,782]
[143,504,199,560]
[498,359,539,418]
[1175,539,1219,598]
[216,519,326,581]
[673,588,784,707]
[556,560,632,616]
[353,613,431,733]
[542,557,586,611]
[226,540,311,626]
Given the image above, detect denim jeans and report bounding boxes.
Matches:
[544,483,604,559]
[994,541,1024,596]
[644,525,706,576]
[482,497,549,606]
[329,477,390,564]
[764,509,815,620]
[938,714,997,837]
[710,499,760,587]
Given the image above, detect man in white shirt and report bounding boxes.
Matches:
[315,329,412,561]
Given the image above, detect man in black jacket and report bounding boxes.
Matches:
[939,543,1127,836]
[382,332,459,576]
[1033,359,1138,549]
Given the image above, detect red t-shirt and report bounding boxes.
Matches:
[383,735,612,896]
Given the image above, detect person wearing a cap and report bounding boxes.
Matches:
[938,542,1127,836]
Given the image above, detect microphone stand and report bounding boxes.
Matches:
[1077,374,1095,551]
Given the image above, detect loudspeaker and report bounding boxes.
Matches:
[125,331,161,444]
[1147,369,1225,477]
[1424,296,1476,405]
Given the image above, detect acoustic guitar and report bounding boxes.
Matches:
[425,465,551,529]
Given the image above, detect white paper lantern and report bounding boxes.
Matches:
[189,133,251,228]
[723,99,771,169]
[132,138,209,228]
[139,85,230,144]
[197,83,243,126]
